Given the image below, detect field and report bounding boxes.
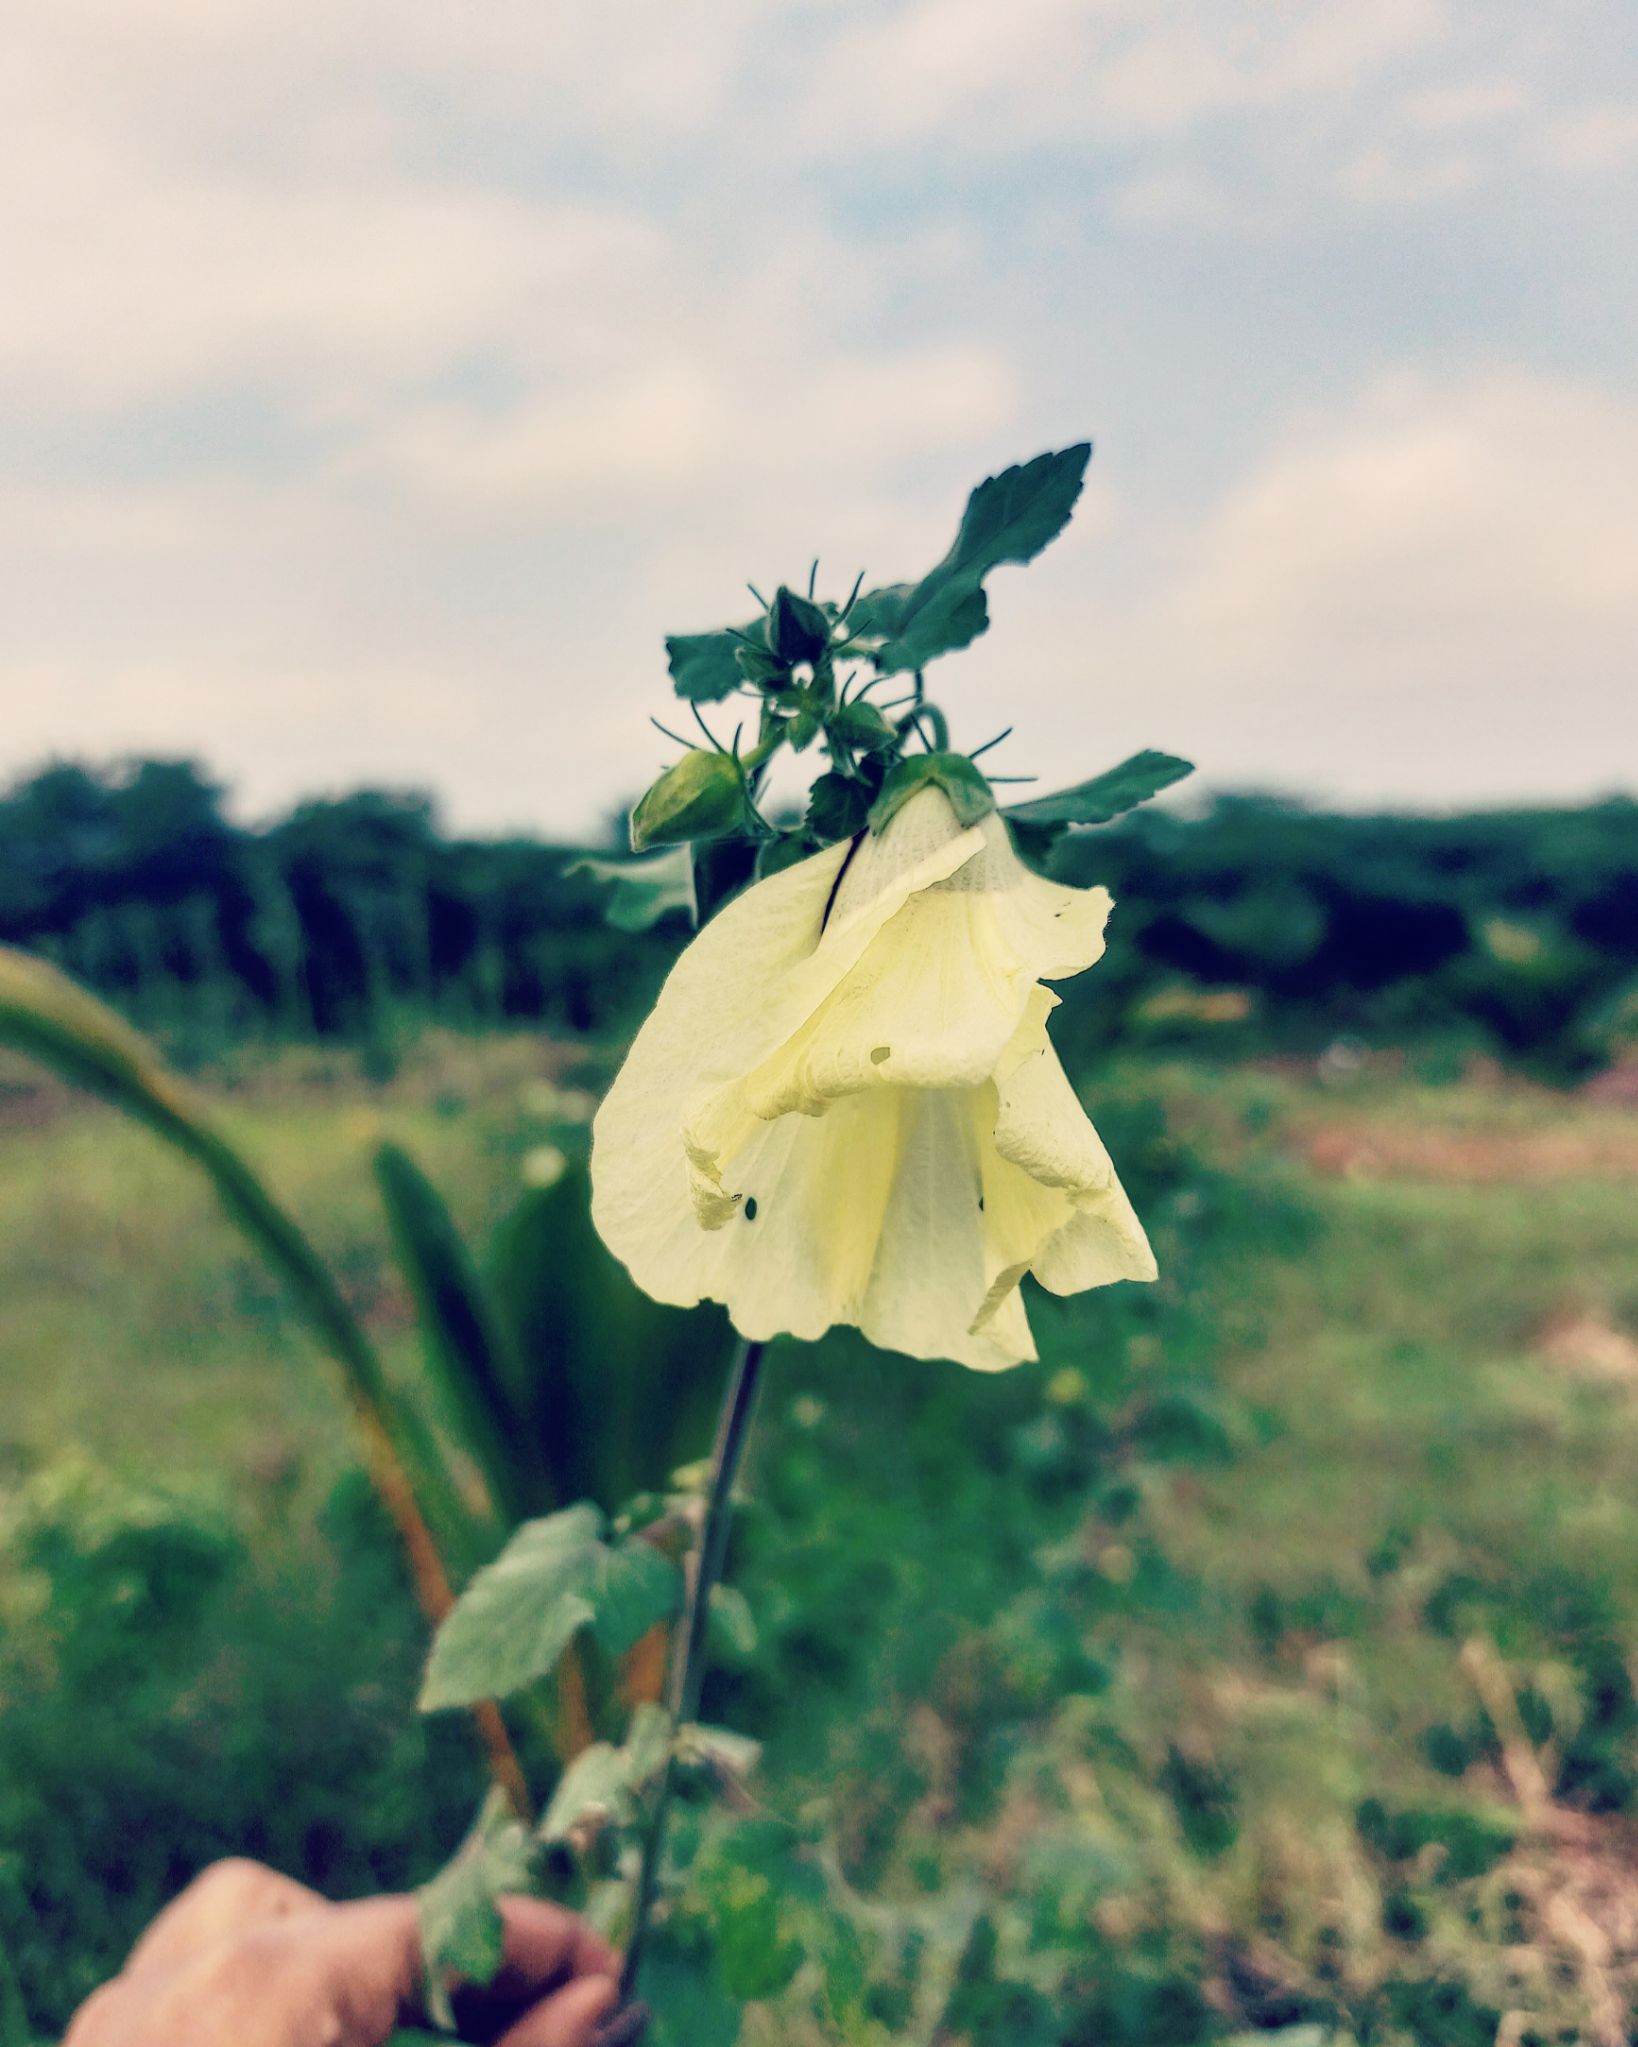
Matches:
[3,1035,1637,2044]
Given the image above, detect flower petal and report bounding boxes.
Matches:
[592,817,980,1304]
[857,1089,1033,1371]
[978,992,1157,1317]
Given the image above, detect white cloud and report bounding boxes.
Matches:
[1088,373,1638,804]
[1338,144,1482,204]
[354,345,1015,515]
[1542,103,1638,173]
[1401,77,1528,129]
[794,0,1446,151]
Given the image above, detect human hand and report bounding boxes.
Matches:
[63,1858,645,2047]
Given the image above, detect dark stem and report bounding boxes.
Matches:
[618,1336,766,2002]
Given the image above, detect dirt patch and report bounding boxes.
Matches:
[1302,1120,1638,1183]
[1537,1306,1638,1385]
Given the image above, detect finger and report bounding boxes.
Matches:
[309,1895,426,2035]
[494,1897,620,1991]
[493,1974,621,2047]
[444,1900,621,2037]
[123,1860,325,1979]
[590,2000,651,2047]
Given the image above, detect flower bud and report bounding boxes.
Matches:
[767,586,832,667]
[630,749,744,851]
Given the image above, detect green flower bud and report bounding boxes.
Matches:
[767,586,832,667]
[630,749,745,851]
[826,698,895,754]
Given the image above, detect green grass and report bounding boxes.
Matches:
[2,1039,1636,2043]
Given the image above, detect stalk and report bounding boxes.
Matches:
[618,1337,766,2001]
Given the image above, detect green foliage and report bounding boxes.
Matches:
[0,1454,482,2036]
[0,946,472,1562]
[485,1158,729,1515]
[541,1703,670,1843]
[418,1791,537,2029]
[571,848,697,933]
[420,1505,680,1712]
[848,444,1090,674]
[1006,748,1195,869]
[7,1038,1638,2037]
[376,1142,542,1530]
[666,627,760,703]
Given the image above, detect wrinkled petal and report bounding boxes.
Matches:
[975,992,1157,1325]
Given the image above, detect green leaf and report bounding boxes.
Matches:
[805,771,872,843]
[756,832,817,880]
[714,1871,804,2004]
[420,1504,681,1711]
[667,625,759,702]
[540,1702,672,1843]
[858,444,1090,673]
[418,1791,537,2028]
[570,848,697,932]
[1003,749,1193,829]
[868,752,995,834]
[375,1143,541,1528]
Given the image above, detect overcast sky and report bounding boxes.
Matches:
[2,0,1634,834]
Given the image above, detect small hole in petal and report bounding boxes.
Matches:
[743,1196,759,1221]
[870,1045,892,1065]
[977,1194,985,1212]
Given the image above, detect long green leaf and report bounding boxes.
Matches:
[0,946,473,1576]
[856,444,1091,673]
[375,1142,547,1529]
[1004,749,1194,829]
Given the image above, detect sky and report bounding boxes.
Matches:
[2,0,1634,836]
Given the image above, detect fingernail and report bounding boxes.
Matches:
[590,1998,649,2047]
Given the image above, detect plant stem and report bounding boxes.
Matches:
[618,1336,766,2001]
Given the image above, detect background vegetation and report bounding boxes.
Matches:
[3,759,1634,1077]
[1,758,1636,2043]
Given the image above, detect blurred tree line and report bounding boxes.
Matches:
[2,758,1634,1075]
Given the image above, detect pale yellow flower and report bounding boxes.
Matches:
[590,785,1155,1369]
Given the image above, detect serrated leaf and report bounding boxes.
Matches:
[878,585,988,674]
[667,625,759,702]
[418,1791,536,2028]
[420,1505,681,1711]
[805,771,872,843]
[858,445,1090,673]
[570,848,697,933]
[1003,748,1193,829]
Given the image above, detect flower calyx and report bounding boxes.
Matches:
[867,751,996,836]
